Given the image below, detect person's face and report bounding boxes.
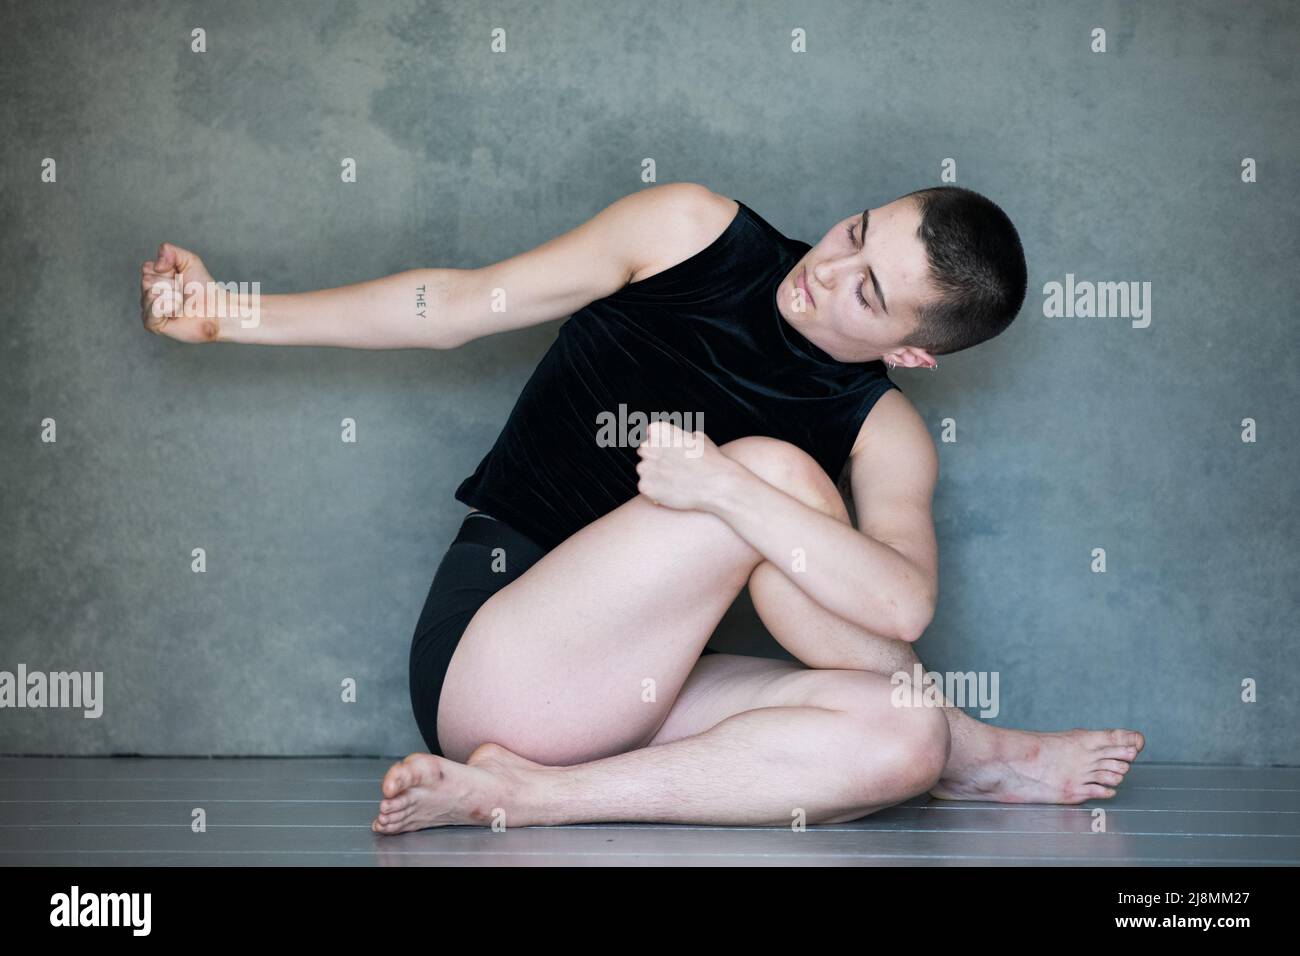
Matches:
[776,196,939,367]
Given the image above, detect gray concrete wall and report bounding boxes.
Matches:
[1,0,1295,761]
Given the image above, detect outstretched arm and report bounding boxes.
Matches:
[138,182,716,349]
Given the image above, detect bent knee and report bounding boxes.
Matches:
[891,703,950,795]
[720,436,825,489]
[720,436,847,521]
[851,706,948,807]
[828,675,950,803]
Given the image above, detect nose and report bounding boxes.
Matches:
[812,260,863,291]
[811,262,832,291]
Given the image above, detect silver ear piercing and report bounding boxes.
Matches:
[887,360,896,369]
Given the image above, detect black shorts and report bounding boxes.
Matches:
[408,512,547,757]
[408,510,720,758]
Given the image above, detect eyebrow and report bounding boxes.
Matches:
[859,209,889,315]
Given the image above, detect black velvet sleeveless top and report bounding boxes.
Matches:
[455,199,900,551]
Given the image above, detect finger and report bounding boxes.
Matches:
[155,242,192,274]
[144,298,170,326]
[647,420,677,444]
[144,275,175,302]
[663,423,689,446]
[144,289,170,316]
[160,242,202,276]
[143,306,170,332]
[146,285,176,319]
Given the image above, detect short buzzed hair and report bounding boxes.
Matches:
[898,186,1028,355]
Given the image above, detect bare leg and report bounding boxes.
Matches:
[433,436,850,766]
[374,657,948,830]
[377,436,941,831]
[746,472,1145,804]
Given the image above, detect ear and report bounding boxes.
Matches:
[883,347,938,370]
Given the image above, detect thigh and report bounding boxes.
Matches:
[647,651,904,748]
[436,493,761,766]
[408,513,546,757]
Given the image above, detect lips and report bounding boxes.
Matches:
[795,267,816,308]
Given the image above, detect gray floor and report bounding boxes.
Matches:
[1,757,1296,866]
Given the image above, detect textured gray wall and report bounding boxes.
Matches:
[1,0,1295,762]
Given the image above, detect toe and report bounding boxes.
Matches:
[385,807,414,827]
[1098,730,1143,755]
[1080,783,1117,800]
[378,809,415,834]
[1099,745,1138,761]
[380,753,441,800]
[400,753,445,788]
[381,763,409,798]
[1088,769,1125,786]
[1094,758,1131,775]
[1105,729,1143,750]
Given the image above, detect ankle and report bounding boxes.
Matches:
[506,766,568,827]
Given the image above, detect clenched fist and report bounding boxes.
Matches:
[139,242,221,342]
[634,420,735,511]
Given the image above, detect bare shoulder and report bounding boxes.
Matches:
[450,183,736,342]
[848,388,938,492]
[627,183,740,283]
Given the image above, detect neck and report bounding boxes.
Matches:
[784,311,881,364]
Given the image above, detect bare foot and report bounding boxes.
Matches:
[371,744,548,834]
[930,727,1146,804]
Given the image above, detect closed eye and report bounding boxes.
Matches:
[845,224,872,310]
